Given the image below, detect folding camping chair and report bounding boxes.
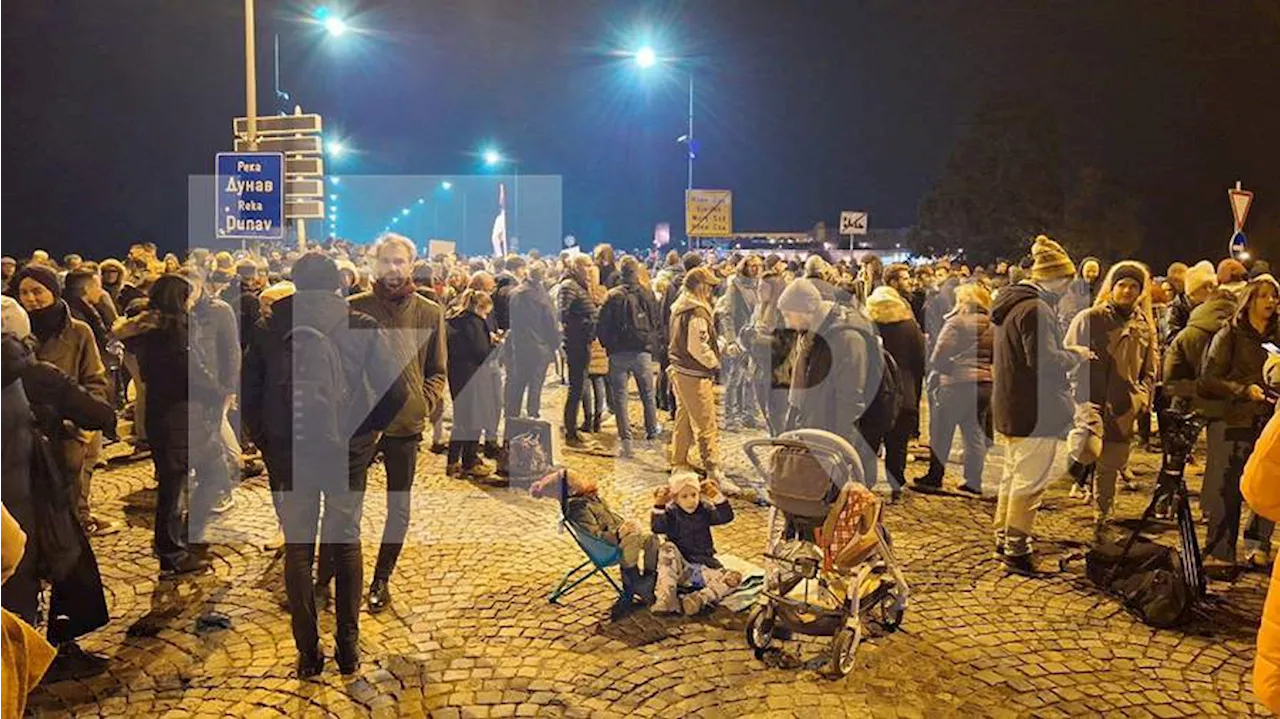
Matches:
[548,469,625,604]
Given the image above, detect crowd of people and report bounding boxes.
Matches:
[2,234,1280,706]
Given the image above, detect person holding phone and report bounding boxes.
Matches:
[1199,274,1280,572]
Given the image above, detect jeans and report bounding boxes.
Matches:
[723,354,758,424]
[563,347,589,439]
[1203,421,1273,561]
[608,351,659,441]
[270,434,374,659]
[993,435,1059,557]
[581,375,608,430]
[374,434,419,581]
[924,382,993,489]
[505,354,550,419]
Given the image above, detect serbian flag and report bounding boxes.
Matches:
[491,182,507,257]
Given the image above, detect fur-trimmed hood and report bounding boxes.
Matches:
[865,286,914,325]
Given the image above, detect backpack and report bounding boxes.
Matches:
[1085,537,1194,628]
[267,323,350,449]
[855,331,904,442]
[619,286,656,349]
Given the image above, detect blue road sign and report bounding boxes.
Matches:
[216,152,285,240]
[1230,230,1247,256]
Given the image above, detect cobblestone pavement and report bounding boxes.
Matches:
[27,380,1271,718]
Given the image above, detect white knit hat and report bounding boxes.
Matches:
[1184,260,1217,298]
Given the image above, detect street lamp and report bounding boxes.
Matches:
[483,148,502,167]
[326,138,347,158]
[632,45,697,246]
[323,16,347,36]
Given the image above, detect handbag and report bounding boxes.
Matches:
[28,410,84,582]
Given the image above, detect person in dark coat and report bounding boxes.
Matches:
[745,271,797,437]
[917,283,995,494]
[505,262,560,421]
[865,280,927,498]
[1057,256,1103,332]
[596,257,663,455]
[1,312,115,681]
[990,236,1086,574]
[1197,274,1280,571]
[559,255,600,449]
[446,289,500,478]
[127,275,226,577]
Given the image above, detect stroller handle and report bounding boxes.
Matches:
[742,437,853,488]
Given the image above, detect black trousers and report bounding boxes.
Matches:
[373,434,419,582]
[563,347,589,440]
[505,355,550,420]
[267,433,375,658]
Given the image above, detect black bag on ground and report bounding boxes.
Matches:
[1085,537,1193,628]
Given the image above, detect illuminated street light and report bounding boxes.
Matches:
[635,46,657,69]
[441,181,453,190]
[401,208,410,216]
[326,138,346,158]
[483,148,502,166]
[418,198,426,205]
[329,176,340,185]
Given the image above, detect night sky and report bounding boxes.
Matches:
[3,1,1278,265]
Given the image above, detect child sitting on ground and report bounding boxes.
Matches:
[531,469,658,618]
[651,469,742,615]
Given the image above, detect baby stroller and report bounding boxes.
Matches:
[742,429,909,676]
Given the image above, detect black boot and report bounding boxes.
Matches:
[610,567,644,621]
[297,646,324,679]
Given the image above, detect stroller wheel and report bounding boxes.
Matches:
[874,593,905,631]
[745,605,776,651]
[829,624,862,677]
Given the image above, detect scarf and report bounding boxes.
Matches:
[372,278,417,303]
[28,300,68,344]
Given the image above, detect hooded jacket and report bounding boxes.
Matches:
[668,292,720,377]
[721,274,760,347]
[866,287,926,427]
[1064,301,1158,442]
[1163,288,1236,414]
[991,282,1077,438]
[788,302,876,445]
[1199,315,1277,427]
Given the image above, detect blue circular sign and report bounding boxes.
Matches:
[1230,230,1247,255]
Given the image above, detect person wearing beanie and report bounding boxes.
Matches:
[1063,261,1158,542]
[347,234,448,614]
[651,469,739,616]
[1058,256,1104,333]
[990,235,1088,575]
[1198,273,1280,573]
[529,468,659,620]
[780,277,881,486]
[12,264,114,538]
[242,249,409,678]
[667,265,726,485]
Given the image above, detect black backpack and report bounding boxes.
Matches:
[1086,537,1194,628]
[622,286,656,345]
[855,330,904,442]
[266,322,350,450]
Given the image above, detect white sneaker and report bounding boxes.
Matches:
[1068,484,1084,500]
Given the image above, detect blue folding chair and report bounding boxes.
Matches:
[548,469,625,604]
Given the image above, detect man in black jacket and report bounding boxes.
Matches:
[242,252,408,678]
[990,236,1087,575]
[506,262,559,420]
[597,257,662,457]
[559,254,600,449]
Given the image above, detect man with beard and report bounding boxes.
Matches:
[346,234,447,613]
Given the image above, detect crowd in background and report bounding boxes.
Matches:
[3,234,1280,707]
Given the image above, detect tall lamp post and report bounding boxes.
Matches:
[634,46,697,247]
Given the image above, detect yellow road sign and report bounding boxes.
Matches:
[686,189,732,237]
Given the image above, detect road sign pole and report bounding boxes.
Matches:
[243,0,258,149]
[296,218,307,250]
